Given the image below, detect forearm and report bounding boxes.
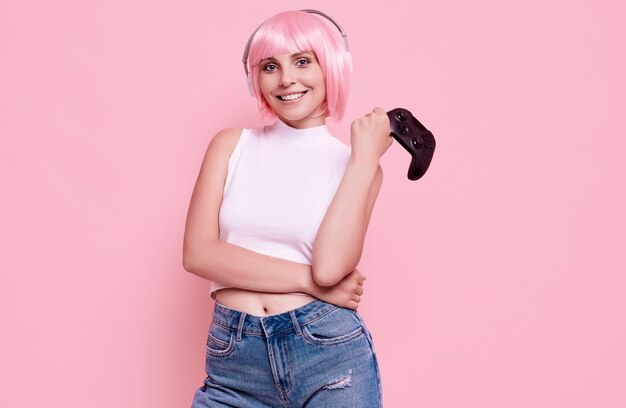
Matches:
[183,239,318,294]
[312,156,380,286]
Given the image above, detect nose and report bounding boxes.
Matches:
[279,66,296,87]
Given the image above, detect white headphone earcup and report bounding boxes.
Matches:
[246,75,254,97]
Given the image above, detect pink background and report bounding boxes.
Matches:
[2,0,625,406]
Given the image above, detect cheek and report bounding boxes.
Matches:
[259,87,271,101]
[258,80,274,103]
[257,74,271,93]
[310,69,326,93]
[314,78,327,100]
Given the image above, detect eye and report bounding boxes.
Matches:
[296,58,311,66]
[262,63,278,72]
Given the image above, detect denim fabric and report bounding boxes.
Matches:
[191,299,383,407]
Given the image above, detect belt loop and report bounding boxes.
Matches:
[236,312,247,342]
[289,310,302,336]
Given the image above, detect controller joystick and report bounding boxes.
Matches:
[387,108,436,180]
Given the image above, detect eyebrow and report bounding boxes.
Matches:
[260,52,314,64]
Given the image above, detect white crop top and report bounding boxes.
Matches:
[210,120,351,299]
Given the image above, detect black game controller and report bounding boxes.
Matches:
[387,108,436,180]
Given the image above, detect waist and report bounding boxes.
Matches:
[213,287,316,316]
[212,298,343,337]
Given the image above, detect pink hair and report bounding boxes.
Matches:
[247,10,351,121]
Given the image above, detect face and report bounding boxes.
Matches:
[258,51,326,129]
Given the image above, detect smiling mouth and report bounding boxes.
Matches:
[276,91,307,101]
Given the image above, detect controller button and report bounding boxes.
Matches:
[399,124,409,135]
[411,137,423,149]
[396,111,408,121]
[424,135,434,149]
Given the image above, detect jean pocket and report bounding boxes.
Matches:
[302,307,365,346]
[206,322,236,357]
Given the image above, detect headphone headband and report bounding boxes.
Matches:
[241,9,350,77]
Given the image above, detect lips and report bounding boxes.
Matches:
[276,91,308,101]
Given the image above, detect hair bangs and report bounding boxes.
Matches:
[249,20,316,66]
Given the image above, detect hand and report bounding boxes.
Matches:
[350,107,393,163]
[310,269,367,310]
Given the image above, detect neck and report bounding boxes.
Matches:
[279,115,326,129]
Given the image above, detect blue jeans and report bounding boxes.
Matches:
[191,299,383,407]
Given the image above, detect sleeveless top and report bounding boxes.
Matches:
[210,120,352,298]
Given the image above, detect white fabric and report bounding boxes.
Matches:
[210,120,351,298]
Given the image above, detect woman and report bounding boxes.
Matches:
[184,9,392,407]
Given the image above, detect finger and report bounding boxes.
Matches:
[373,107,385,115]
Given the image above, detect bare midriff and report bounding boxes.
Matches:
[213,287,318,317]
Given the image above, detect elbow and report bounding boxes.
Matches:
[182,258,192,273]
[182,251,196,273]
[181,240,204,274]
[312,253,360,287]
[311,264,350,287]
[313,273,339,287]
[182,238,219,276]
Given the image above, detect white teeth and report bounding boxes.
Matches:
[279,92,305,101]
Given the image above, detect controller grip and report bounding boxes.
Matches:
[387,108,436,181]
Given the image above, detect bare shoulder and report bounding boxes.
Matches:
[206,127,244,159]
[212,127,244,144]
[196,127,244,174]
[195,126,244,192]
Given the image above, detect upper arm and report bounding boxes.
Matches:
[183,128,243,265]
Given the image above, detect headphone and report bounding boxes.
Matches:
[241,9,352,96]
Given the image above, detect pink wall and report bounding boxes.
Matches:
[2,0,625,406]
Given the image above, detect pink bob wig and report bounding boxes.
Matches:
[246,10,351,121]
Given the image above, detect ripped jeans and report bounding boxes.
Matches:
[190,299,383,407]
